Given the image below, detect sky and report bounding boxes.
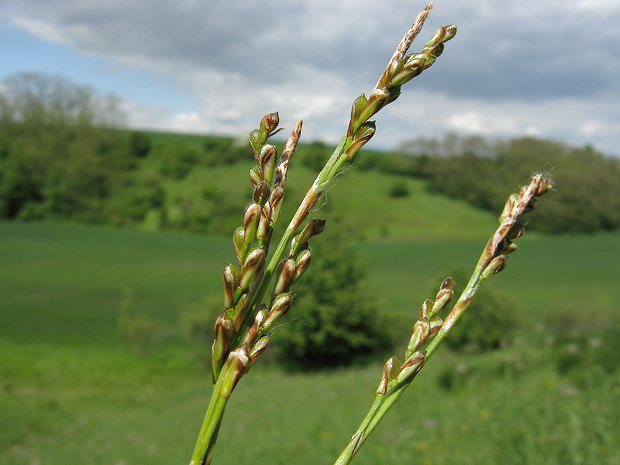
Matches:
[1,0,619,157]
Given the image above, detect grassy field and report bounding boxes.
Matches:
[1,221,618,464]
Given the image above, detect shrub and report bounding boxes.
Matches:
[173,184,244,235]
[157,141,199,180]
[203,136,247,166]
[107,174,165,226]
[275,228,393,369]
[389,178,410,197]
[127,131,151,158]
[299,141,330,171]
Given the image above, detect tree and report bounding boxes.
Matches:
[127,131,152,159]
[0,72,124,130]
[0,72,126,221]
[299,140,330,171]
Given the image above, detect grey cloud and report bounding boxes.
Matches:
[3,0,620,154]
[6,0,618,100]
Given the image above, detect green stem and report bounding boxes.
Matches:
[425,261,486,360]
[189,368,231,465]
[332,250,490,465]
[192,134,352,465]
[333,395,384,465]
[332,380,413,465]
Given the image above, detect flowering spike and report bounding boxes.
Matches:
[346,121,376,158]
[223,264,240,309]
[261,292,293,332]
[274,120,302,189]
[481,255,508,281]
[249,130,261,159]
[212,314,234,382]
[292,249,312,283]
[260,144,277,183]
[406,317,430,356]
[396,350,426,384]
[253,181,270,204]
[249,335,270,365]
[213,314,233,363]
[243,203,261,245]
[249,166,263,187]
[257,112,279,144]
[232,292,250,332]
[432,278,454,315]
[233,227,245,264]
[429,316,443,336]
[244,306,266,346]
[297,218,327,245]
[257,203,271,240]
[269,186,284,224]
[274,258,296,295]
[420,298,433,320]
[377,355,400,395]
[220,346,249,398]
[239,248,265,290]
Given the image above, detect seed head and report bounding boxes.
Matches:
[377,355,400,395]
[223,263,240,309]
[249,335,270,365]
[274,258,296,295]
[292,249,312,283]
[220,346,249,398]
[243,203,261,245]
[260,144,277,183]
[239,248,266,290]
[396,350,426,384]
[262,292,293,332]
[233,226,245,264]
[249,165,263,187]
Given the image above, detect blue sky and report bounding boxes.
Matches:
[1,0,620,157]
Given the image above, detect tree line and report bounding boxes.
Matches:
[353,135,620,233]
[2,72,619,235]
[0,73,249,232]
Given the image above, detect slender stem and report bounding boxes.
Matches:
[332,247,490,465]
[191,131,351,465]
[333,395,384,465]
[189,368,230,465]
[332,379,414,465]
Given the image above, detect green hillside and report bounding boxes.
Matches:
[2,221,618,347]
[2,73,618,464]
[1,222,618,464]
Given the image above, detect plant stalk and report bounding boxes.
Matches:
[189,365,230,465]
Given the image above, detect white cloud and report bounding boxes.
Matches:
[447,111,518,135]
[2,0,619,155]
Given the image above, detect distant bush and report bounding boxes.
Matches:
[299,141,330,171]
[396,136,620,234]
[127,131,151,158]
[379,152,437,178]
[203,136,247,166]
[0,72,126,223]
[157,141,200,180]
[172,184,244,235]
[107,174,165,226]
[389,178,410,197]
[275,228,393,369]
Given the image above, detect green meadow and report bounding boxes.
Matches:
[1,220,618,464]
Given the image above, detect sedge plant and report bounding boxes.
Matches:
[189,3,553,464]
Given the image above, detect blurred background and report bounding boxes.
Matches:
[1,1,619,464]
